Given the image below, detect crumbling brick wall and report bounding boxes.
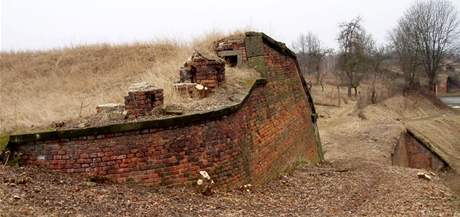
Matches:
[179,52,225,89]
[10,32,321,188]
[392,131,447,171]
[215,37,247,67]
[436,74,449,95]
[124,83,163,118]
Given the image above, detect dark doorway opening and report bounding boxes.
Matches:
[148,93,156,107]
[190,66,197,83]
[224,55,238,67]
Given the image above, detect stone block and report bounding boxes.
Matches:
[96,103,124,114]
[174,83,209,98]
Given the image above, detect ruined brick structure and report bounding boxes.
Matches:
[392,131,447,171]
[447,76,460,93]
[436,73,460,95]
[214,36,247,67]
[392,115,460,173]
[436,74,449,95]
[124,82,164,118]
[179,51,225,89]
[8,32,322,188]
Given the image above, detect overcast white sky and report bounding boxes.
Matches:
[1,0,460,52]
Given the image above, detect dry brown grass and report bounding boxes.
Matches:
[306,72,404,109]
[0,32,251,133]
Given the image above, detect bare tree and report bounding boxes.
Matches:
[306,33,322,77]
[314,48,333,85]
[395,0,459,92]
[293,32,330,82]
[315,52,334,92]
[390,23,421,90]
[368,45,390,103]
[292,33,309,75]
[323,53,343,106]
[337,17,373,97]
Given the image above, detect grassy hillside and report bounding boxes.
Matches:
[0,32,252,133]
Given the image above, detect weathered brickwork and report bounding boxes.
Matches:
[215,37,247,67]
[392,132,447,171]
[10,32,321,188]
[179,51,225,89]
[436,74,449,95]
[124,83,164,118]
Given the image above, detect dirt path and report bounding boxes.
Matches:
[317,101,403,164]
[315,96,460,214]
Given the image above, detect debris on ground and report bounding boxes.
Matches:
[0,161,456,216]
[417,172,433,181]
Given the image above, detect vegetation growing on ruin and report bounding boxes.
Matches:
[0,32,260,133]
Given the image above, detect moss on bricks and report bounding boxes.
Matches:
[248,56,268,76]
[245,35,264,58]
[8,79,268,145]
[0,133,9,153]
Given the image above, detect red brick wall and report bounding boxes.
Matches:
[392,132,447,171]
[215,38,248,66]
[246,42,318,183]
[124,89,163,118]
[436,74,449,95]
[13,33,320,188]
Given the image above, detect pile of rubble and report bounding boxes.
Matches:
[124,82,164,118]
[94,82,164,119]
[174,51,225,98]
[95,50,228,120]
